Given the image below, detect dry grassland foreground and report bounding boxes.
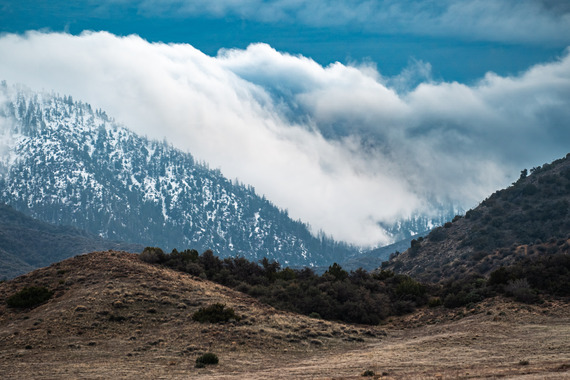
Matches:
[0,251,568,379]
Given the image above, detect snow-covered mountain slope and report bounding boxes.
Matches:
[0,83,355,266]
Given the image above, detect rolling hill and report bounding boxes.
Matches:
[0,250,568,379]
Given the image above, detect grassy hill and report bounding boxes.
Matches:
[0,251,385,378]
[383,153,570,282]
[0,250,568,379]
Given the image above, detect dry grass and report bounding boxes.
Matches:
[0,251,568,379]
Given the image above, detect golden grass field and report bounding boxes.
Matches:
[0,251,568,379]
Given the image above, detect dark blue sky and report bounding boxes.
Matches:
[0,0,566,83]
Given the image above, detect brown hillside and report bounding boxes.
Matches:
[384,153,570,282]
[0,251,569,379]
[0,251,387,378]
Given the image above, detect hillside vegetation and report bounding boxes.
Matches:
[0,251,387,378]
[384,153,570,282]
[0,204,142,279]
[1,251,568,379]
[139,243,569,324]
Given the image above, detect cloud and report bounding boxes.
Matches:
[114,0,570,46]
[0,31,569,247]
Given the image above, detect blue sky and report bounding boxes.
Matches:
[0,1,569,246]
[1,0,568,82]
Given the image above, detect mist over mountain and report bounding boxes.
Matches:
[0,83,363,267]
[0,83,461,270]
[4,32,569,248]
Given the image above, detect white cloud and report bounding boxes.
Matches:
[0,31,569,246]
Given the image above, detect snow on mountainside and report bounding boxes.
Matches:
[0,82,355,266]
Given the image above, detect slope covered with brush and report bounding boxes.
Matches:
[383,154,570,282]
[0,204,142,279]
[0,251,385,378]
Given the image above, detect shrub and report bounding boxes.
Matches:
[429,227,446,242]
[410,239,421,249]
[373,270,394,281]
[308,312,322,319]
[6,286,53,309]
[428,297,442,308]
[488,267,510,286]
[522,184,538,196]
[108,314,127,322]
[504,278,539,304]
[185,262,204,277]
[192,303,241,323]
[139,247,166,264]
[325,263,348,281]
[392,300,415,315]
[395,277,426,300]
[443,291,482,308]
[195,353,219,368]
[443,292,465,308]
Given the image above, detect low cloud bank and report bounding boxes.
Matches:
[0,31,569,245]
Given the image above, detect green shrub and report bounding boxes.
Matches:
[308,312,322,319]
[139,247,166,264]
[325,263,348,281]
[428,297,442,308]
[195,353,219,367]
[505,278,540,304]
[443,291,483,308]
[192,303,241,323]
[395,277,426,299]
[6,286,53,309]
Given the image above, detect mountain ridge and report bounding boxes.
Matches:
[0,82,462,269]
[0,83,356,267]
[0,203,143,279]
[383,153,570,282]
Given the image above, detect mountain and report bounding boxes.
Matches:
[340,233,426,272]
[383,153,570,282]
[380,207,460,244]
[336,207,460,271]
[0,203,143,279]
[0,82,358,267]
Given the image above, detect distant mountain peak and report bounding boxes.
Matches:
[0,83,356,267]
